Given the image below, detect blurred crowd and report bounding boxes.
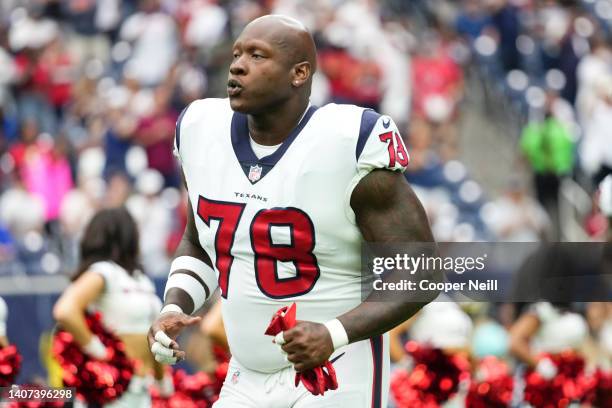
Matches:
[447,0,612,239]
[0,1,487,275]
[0,0,457,277]
[0,0,610,277]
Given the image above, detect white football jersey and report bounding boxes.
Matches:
[175,98,409,373]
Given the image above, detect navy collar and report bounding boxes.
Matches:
[231,105,318,184]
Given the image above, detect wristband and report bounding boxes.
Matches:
[160,304,184,315]
[324,319,349,351]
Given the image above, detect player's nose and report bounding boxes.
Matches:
[229,55,247,76]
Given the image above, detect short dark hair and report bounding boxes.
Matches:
[72,207,141,281]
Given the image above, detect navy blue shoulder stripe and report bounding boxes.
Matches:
[356,109,381,160]
[175,102,193,151]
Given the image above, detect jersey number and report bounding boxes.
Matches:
[197,196,320,299]
[379,131,409,168]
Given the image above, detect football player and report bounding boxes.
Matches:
[148,15,437,407]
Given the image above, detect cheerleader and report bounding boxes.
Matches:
[0,296,7,347]
[53,207,173,407]
[389,299,473,407]
[510,302,587,371]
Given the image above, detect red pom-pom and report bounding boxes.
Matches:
[523,351,590,408]
[581,368,612,408]
[391,341,470,408]
[0,345,22,387]
[211,344,230,366]
[466,357,514,408]
[151,367,222,408]
[52,312,134,405]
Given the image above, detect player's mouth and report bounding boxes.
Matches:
[227,79,243,97]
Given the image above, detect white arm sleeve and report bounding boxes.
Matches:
[163,256,218,314]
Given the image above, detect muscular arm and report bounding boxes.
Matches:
[338,169,438,343]
[148,170,214,364]
[281,169,439,372]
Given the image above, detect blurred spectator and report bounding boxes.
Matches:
[483,178,550,241]
[0,222,16,272]
[520,92,574,235]
[411,30,463,123]
[0,43,17,115]
[182,0,229,52]
[58,147,106,261]
[133,86,179,187]
[33,36,76,120]
[487,0,521,71]
[410,27,463,160]
[575,35,611,125]
[579,75,612,183]
[119,0,179,87]
[61,0,113,65]
[405,118,438,175]
[165,188,188,255]
[8,120,73,223]
[102,97,138,178]
[319,46,383,110]
[455,0,492,41]
[104,171,131,208]
[126,169,172,277]
[0,178,45,240]
[10,11,60,134]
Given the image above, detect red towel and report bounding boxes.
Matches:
[265,303,338,396]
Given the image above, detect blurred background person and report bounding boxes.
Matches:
[389,299,473,407]
[0,296,8,347]
[126,169,172,277]
[509,302,588,370]
[520,90,575,238]
[585,302,612,369]
[52,207,171,407]
[483,177,551,241]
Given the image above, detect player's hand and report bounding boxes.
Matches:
[148,312,201,365]
[276,321,334,372]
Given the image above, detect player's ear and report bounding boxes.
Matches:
[291,61,311,87]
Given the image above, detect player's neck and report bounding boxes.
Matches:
[248,98,310,146]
